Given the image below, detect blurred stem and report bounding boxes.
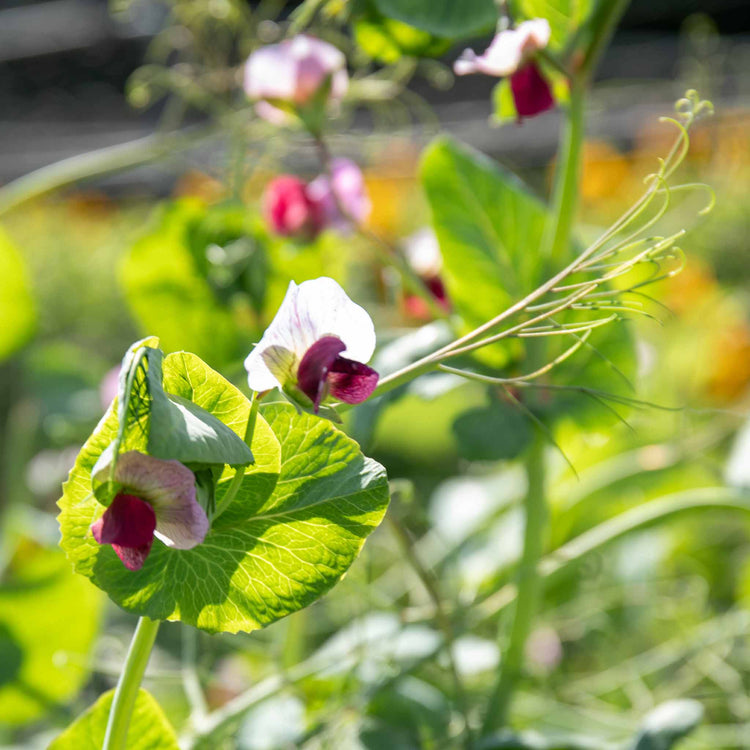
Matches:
[182,626,208,722]
[483,427,547,734]
[387,494,472,746]
[0,126,214,217]
[312,134,449,321]
[103,616,161,750]
[541,76,585,268]
[214,392,259,521]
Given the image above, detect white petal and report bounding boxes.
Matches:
[244,277,376,392]
[292,277,376,363]
[403,228,442,276]
[244,44,298,101]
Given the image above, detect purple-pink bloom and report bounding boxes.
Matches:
[454,19,554,120]
[244,35,348,123]
[244,277,378,411]
[306,158,371,234]
[90,450,209,571]
[263,175,323,238]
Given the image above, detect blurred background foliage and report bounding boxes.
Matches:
[0,0,749,747]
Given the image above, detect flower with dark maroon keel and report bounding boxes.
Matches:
[402,227,450,319]
[90,450,209,571]
[244,277,379,412]
[454,19,554,120]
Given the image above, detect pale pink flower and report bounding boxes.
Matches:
[307,158,371,234]
[244,35,348,123]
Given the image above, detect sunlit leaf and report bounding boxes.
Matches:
[49,688,178,749]
[59,350,389,632]
[511,0,595,50]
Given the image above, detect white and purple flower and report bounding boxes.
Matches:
[91,450,209,571]
[244,35,348,124]
[454,19,554,119]
[402,228,450,318]
[244,277,379,411]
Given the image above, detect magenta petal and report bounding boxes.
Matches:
[510,63,554,119]
[111,541,154,571]
[327,356,379,405]
[91,493,157,571]
[297,336,346,410]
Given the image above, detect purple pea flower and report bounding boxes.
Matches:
[90,450,209,571]
[306,158,371,234]
[244,277,379,411]
[454,19,554,120]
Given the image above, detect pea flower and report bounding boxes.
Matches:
[244,35,348,124]
[454,19,554,119]
[244,277,378,411]
[402,227,450,317]
[90,450,209,571]
[263,175,322,238]
[306,158,371,233]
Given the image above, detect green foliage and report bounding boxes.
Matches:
[121,200,243,365]
[353,4,452,63]
[49,688,179,749]
[0,545,103,727]
[511,0,594,49]
[421,135,547,366]
[371,0,496,39]
[452,391,532,461]
[0,226,35,360]
[58,347,389,632]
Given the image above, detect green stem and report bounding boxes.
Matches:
[103,616,161,750]
[483,428,547,734]
[213,393,259,522]
[542,77,586,268]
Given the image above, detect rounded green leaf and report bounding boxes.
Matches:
[49,688,178,750]
[59,354,389,633]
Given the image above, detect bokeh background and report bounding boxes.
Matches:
[1,0,749,748]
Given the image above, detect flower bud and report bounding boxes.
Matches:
[262,175,322,239]
[306,158,371,234]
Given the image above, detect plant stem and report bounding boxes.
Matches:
[0,126,214,217]
[542,76,586,269]
[103,616,161,750]
[482,428,547,734]
[213,393,259,521]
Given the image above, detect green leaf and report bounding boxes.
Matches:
[49,688,179,750]
[0,225,35,360]
[372,0,496,39]
[0,545,103,727]
[59,381,389,632]
[421,135,547,365]
[630,700,704,750]
[452,393,532,461]
[492,79,518,126]
[148,348,253,467]
[511,0,594,50]
[354,5,451,63]
[121,200,241,366]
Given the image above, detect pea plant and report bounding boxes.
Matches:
[1,0,735,748]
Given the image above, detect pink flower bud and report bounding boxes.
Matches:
[307,158,371,233]
[262,175,322,239]
[244,35,348,123]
